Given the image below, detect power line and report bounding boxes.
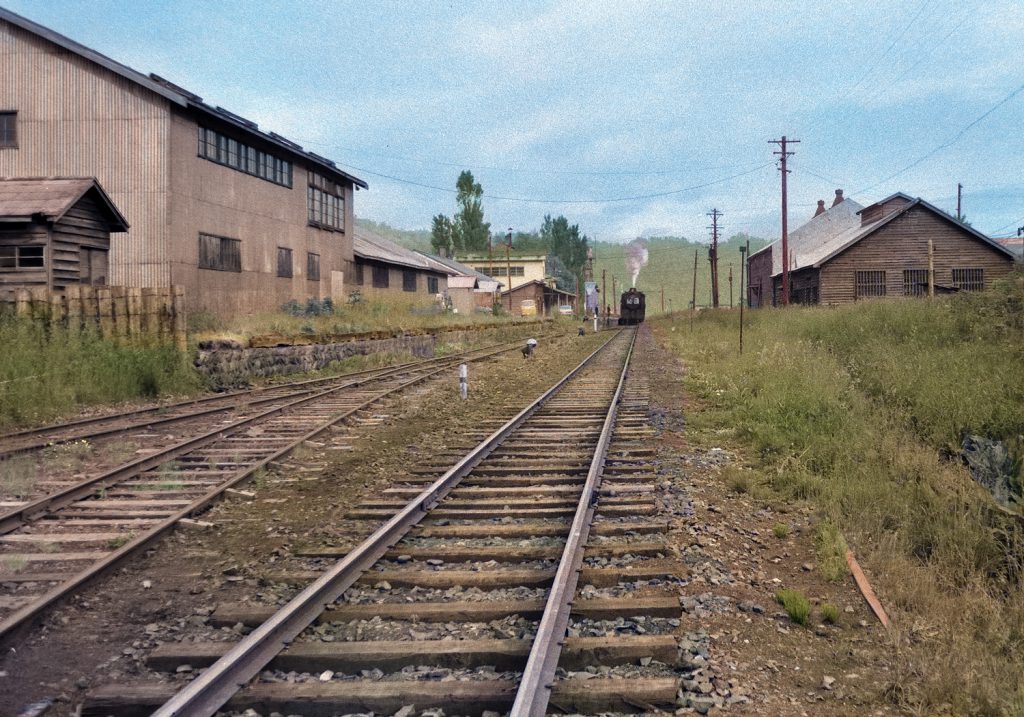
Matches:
[337,161,774,205]
[855,79,1024,194]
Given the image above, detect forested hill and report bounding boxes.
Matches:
[592,234,769,314]
[355,217,769,314]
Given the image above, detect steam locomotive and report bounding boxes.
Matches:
[618,288,646,325]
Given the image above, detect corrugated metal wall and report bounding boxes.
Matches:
[0,20,171,287]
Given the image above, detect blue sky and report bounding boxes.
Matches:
[9,0,1024,242]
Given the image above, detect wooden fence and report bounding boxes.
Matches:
[0,285,187,350]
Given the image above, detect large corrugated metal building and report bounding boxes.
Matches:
[0,8,367,315]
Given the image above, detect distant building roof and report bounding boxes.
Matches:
[0,7,367,191]
[354,227,450,273]
[0,177,128,230]
[500,279,576,299]
[993,236,1023,257]
[414,251,505,288]
[460,253,547,263]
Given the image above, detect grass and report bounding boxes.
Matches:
[189,293,550,345]
[655,270,1024,715]
[820,603,840,624]
[775,588,811,625]
[722,466,751,494]
[772,523,789,539]
[0,455,37,499]
[0,318,200,432]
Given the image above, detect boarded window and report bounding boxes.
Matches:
[903,269,929,296]
[198,233,241,272]
[354,263,364,285]
[277,247,293,278]
[0,245,43,268]
[427,276,439,293]
[403,270,417,292]
[0,112,16,148]
[952,268,983,292]
[855,270,886,298]
[372,264,389,288]
[307,252,320,281]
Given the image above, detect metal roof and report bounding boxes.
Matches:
[0,8,367,191]
[764,198,865,276]
[354,227,446,272]
[414,251,505,288]
[0,177,129,230]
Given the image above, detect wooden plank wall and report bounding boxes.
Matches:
[819,208,1015,304]
[0,285,187,350]
[51,195,111,289]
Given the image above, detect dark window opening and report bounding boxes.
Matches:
[307,252,320,281]
[402,270,417,292]
[372,264,389,288]
[427,276,439,294]
[307,172,345,231]
[855,270,886,299]
[196,127,292,188]
[0,112,16,148]
[0,245,44,269]
[903,269,929,296]
[277,247,293,278]
[354,263,364,285]
[952,268,983,292]
[198,233,241,272]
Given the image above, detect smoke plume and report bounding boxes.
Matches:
[625,239,649,288]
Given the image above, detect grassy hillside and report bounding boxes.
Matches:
[355,217,433,253]
[592,234,769,315]
[656,271,1024,714]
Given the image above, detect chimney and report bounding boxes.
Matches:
[814,200,826,217]
[832,189,844,207]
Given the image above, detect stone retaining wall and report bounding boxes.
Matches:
[195,323,550,386]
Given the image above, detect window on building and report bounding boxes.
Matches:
[277,247,293,278]
[198,233,242,272]
[471,265,524,277]
[903,269,929,296]
[372,264,389,288]
[307,172,345,231]
[952,268,984,292]
[307,253,320,281]
[354,262,364,285]
[0,112,16,148]
[196,127,292,187]
[402,270,417,292]
[427,276,439,294]
[0,245,44,268]
[855,270,886,299]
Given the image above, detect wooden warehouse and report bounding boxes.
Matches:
[352,227,451,300]
[0,8,367,315]
[500,279,577,316]
[0,177,128,295]
[748,191,1016,306]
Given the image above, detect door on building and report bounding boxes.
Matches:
[81,248,109,285]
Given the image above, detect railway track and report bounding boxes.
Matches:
[0,339,540,640]
[81,327,687,716]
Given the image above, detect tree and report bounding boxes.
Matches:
[540,214,589,290]
[430,214,455,255]
[453,170,490,253]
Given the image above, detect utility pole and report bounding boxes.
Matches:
[707,208,722,308]
[739,245,747,354]
[505,227,513,314]
[770,136,799,306]
[957,183,963,221]
[601,268,607,324]
[690,249,698,332]
[728,264,733,308]
[612,276,617,315]
[660,286,665,313]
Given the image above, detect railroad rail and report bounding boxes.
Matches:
[0,339,537,641]
[81,326,685,717]
[0,339,534,461]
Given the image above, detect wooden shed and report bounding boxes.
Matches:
[748,191,1016,306]
[500,279,577,316]
[0,177,128,294]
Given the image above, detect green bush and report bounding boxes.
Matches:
[772,523,789,538]
[820,603,840,624]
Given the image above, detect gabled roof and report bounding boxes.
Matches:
[809,196,1017,267]
[0,8,367,190]
[414,251,505,288]
[500,279,576,299]
[0,177,129,230]
[750,197,864,273]
[354,227,447,273]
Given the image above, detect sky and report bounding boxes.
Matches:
[8,0,1024,243]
